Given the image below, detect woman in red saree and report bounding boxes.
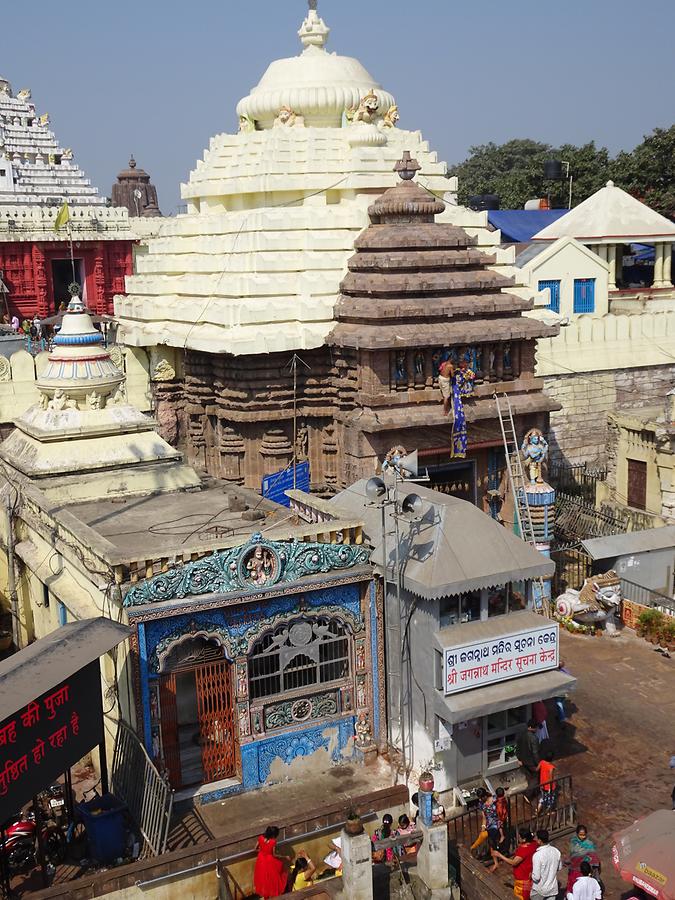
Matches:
[253,826,289,899]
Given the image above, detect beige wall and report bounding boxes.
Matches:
[528,240,610,318]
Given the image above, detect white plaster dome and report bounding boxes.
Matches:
[236,8,395,129]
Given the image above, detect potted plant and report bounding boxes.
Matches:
[638,608,664,643]
[344,807,364,835]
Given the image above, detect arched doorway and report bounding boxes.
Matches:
[158,636,237,789]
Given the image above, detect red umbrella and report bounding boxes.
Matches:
[612,809,675,900]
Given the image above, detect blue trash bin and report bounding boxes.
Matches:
[77,793,128,863]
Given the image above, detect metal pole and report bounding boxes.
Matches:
[4,493,20,651]
[393,496,406,776]
[99,738,109,796]
[32,795,48,887]
[67,220,76,286]
[292,355,297,489]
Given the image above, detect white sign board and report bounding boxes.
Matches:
[443,622,559,695]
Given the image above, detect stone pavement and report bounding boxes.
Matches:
[551,628,675,898]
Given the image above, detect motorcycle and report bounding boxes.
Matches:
[2,803,66,873]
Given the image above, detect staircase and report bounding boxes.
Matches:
[494,392,550,615]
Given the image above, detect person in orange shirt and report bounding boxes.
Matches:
[536,751,557,815]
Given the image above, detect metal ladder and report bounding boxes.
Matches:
[494,393,549,615]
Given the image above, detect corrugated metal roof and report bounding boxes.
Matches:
[434,610,549,648]
[0,618,131,721]
[488,210,568,243]
[330,480,554,600]
[581,526,675,560]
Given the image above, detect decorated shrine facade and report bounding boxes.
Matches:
[124,532,383,798]
[0,76,135,319]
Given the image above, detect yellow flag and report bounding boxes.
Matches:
[54,201,70,232]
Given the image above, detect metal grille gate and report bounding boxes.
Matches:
[195,660,237,783]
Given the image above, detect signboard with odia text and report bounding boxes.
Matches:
[0,660,103,822]
[443,622,559,695]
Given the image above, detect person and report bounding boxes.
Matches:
[290,854,316,892]
[554,663,571,726]
[566,859,601,900]
[516,720,541,802]
[495,786,509,847]
[372,813,395,863]
[474,790,502,871]
[438,359,455,416]
[532,700,550,743]
[396,813,419,858]
[566,825,597,895]
[531,829,562,900]
[493,827,538,900]
[253,826,290,899]
[537,751,557,814]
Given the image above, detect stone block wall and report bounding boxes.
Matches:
[544,363,675,467]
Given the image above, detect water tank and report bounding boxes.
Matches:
[544,160,564,180]
[468,194,500,212]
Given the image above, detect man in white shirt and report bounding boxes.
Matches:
[531,829,562,900]
[567,860,602,899]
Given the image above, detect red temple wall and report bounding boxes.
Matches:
[0,239,133,318]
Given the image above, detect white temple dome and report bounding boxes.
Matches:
[236,7,395,129]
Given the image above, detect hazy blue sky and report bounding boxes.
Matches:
[2,0,673,213]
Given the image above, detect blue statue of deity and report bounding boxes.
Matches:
[454,359,476,397]
[521,428,549,484]
[394,351,408,384]
[503,343,512,372]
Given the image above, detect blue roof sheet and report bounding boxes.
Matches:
[487,209,569,243]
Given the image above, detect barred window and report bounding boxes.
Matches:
[248,617,351,701]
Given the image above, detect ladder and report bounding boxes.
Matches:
[494,393,550,615]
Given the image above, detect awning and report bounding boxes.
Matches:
[0,618,131,722]
[434,669,576,724]
[434,610,552,649]
[581,525,675,560]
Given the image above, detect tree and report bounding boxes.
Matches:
[449,138,613,210]
[612,126,675,218]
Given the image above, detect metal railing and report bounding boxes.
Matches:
[620,578,675,617]
[548,463,607,504]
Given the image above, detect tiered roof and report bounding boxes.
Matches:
[0,77,103,206]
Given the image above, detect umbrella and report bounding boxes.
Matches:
[612,809,675,900]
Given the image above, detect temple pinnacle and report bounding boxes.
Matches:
[308,0,318,10]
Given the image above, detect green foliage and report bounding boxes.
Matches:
[449,126,675,213]
[637,607,665,634]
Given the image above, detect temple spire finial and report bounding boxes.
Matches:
[299,0,329,49]
[308,0,318,9]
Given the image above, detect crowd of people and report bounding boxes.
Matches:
[252,825,343,897]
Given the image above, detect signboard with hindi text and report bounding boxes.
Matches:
[0,660,103,822]
[443,622,559,695]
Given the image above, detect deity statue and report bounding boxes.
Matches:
[454,357,476,398]
[109,383,127,406]
[346,90,379,125]
[394,351,407,384]
[238,114,256,133]
[521,428,549,484]
[39,113,50,127]
[245,545,274,586]
[355,712,373,749]
[47,389,75,411]
[61,148,73,160]
[382,104,399,128]
[86,390,103,410]
[295,423,309,461]
[414,351,425,378]
[17,88,31,101]
[273,106,304,128]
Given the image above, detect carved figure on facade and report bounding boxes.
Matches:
[394,350,407,385]
[61,148,73,160]
[346,90,379,125]
[414,351,425,379]
[124,531,371,606]
[86,390,103,410]
[152,358,176,382]
[355,639,366,672]
[555,570,621,629]
[108,383,126,406]
[238,114,256,133]
[273,106,305,128]
[356,674,367,709]
[47,389,76,411]
[0,83,9,96]
[521,428,549,484]
[295,422,309,461]
[237,702,251,738]
[381,105,399,128]
[355,711,373,748]
[39,113,50,127]
[17,89,31,101]
[236,660,248,698]
[0,357,10,383]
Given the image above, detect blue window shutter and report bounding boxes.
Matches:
[538,279,561,313]
[573,278,595,314]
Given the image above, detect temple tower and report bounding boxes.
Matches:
[112,156,161,217]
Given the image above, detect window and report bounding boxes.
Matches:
[538,279,561,313]
[573,278,595,314]
[439,591,481,627]
[627,459,647,511]
[487,585,509,617]
[486,705,528,770]
[42,583,50,608]
[248,617,351,701]
[57,601,67,626]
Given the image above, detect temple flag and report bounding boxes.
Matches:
[54,202,70,232]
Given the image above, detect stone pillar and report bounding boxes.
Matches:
[607,244,617,290]
[664,244,673,287]
[340,829,373,900]
[416,821,449,894]
[653,243,665,288]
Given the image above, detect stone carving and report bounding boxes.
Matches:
[355,711,373,748]
[555,570,622,627]
[0,83,9,96]
[521,428,549,484]
[295,423,309,461]
[346,90,379,125]
[236,660,248,698]
[237,701,251,738]
[273,106,304,128]
[152,358,176,382]
[355,638,366,672]
[39,113,50,127]
[0,357,10,383]
[17,88,31,101]
[86,390,103,410]
[382,104,399,128]
[39,393,49,410]
[356,674,367,708]
[238,114,256,133]
[47,389,76,411]
[124,531,371,606]
[263,691,339,731]
[61,148,73,160]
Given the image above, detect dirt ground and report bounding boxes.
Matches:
[550,628,675,898]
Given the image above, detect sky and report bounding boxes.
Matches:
[2,0,674,213]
